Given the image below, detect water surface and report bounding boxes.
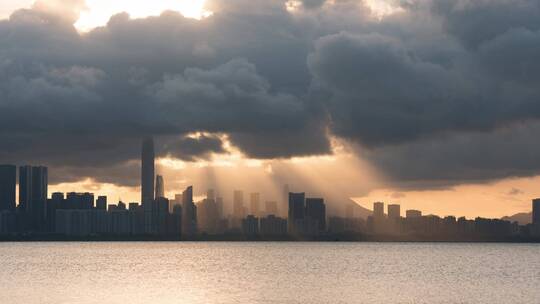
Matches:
[0,242,538,303]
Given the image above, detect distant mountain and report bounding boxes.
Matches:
[501,212,532,225]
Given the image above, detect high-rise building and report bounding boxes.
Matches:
[406,210,422,218]
[282,184,290,217]
[305,198,326,231]
[216,196,224,220]
[18,166,32,212]
[96,196,107,210]
[182,186,197,236]
[18,166,48,230]
[373,202,385,219]
[141,138,155,233]
[388,204,401,220]
[250,192,260,216]
[0,165,16,211]
[533,199,540,225]
[265,201,278,216]
[155,175,164,199]
[288,192,305,233]
[233,190,244,218]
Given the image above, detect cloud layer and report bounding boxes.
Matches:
[1,0,539,188]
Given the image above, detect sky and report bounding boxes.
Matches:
[1,0,539,219]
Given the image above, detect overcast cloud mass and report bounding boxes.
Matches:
[1,0,540,188]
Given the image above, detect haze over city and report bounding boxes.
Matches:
[1,0,540,221]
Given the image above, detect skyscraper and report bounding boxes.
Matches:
[141,138,155,205]
[155,175,164,199]
[250,192,260,216]
[305,198,326,231]
[0,165,16,211]
[373,202,385,219]
[288,192,305,233]
[233,190,245,219]
[18,166,48,230]
[182,186,197,236]
[533,198,540,225]
[141,138,155,234]
[265,201,278,216]
[388,204,401,220]
[406,210,422,218]
[18,165,32,211]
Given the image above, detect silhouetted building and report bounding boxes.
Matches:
[387,204,401,234]
[388,204,400,219]
[265,201,278,216]
[282,184,290,217]
[0,165,16,211]
[533,198,540,225]
[260,215,287,235]
[288,192,305,234]
[66,192,94,209]
[232,190,245,228]
[242,215,259,235]
[155,175,164,199]
[373,202,384,219]
[406,210,422,218]
[181,186,197,236]
[141,138,155,233]
[18,166,48,231]
[305,198,326,231]
[250,192,260,217]
[216,196,224,220]
[96,196,107,210]
[197,198,219,234]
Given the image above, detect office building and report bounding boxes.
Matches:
[288,192,305,233]
[0,165,16,211]
[155,175,164,199]
[533,198,540,225]
[305,198,326,231]
[260,215,287,235]
[388,204,401,220]
[241,215,259,235]
[373,202,384,219]
[250,192,260,216]
[406,210,422,218]
[18,166,48,230]
[265,201,278,216]
[96,196,107,210]
[141,138,155,233]
[181,186,197,236]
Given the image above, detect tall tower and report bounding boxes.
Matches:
[182,186,197,236]
[0,165,16,211]
[155,175,164,199]
[288,192,305,233]
[19,165,32,211]
[141,138,155,234]
[141,138,155,205]
[18,166,47,231]
[533,198,540,225]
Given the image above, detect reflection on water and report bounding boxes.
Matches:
[0,242,538,303]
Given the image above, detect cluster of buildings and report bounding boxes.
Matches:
[0,138,539,240]
[361,202,539,239]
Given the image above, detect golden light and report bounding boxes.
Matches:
[75,0,210,31]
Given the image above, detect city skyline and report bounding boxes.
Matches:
[0,136,539,240]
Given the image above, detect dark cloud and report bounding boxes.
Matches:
[0,0,540,189]
[360,122,540,185]
[160,134,227,161]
